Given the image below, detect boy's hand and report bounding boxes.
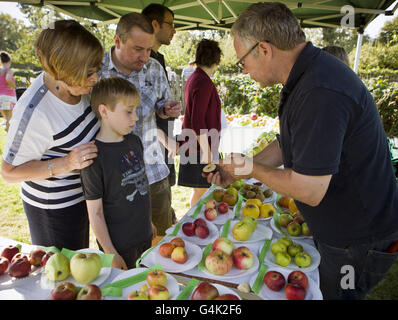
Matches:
[112,253,128,270]
[164,101,181,118]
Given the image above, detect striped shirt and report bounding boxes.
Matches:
[99,47,173,185]
[2,72,100,210]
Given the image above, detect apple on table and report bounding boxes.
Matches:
[70,252,102,284]
[76,284,102,300]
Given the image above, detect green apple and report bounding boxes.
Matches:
[278,214,293,228]
[70,253,102,284]
[226,187,238,197]
[241,216,258,231]
[278,237,293,247]
[286,221,302,236]
[231,179,244,191]
[232,221,252,241]
[45,253,70,282]
[275,252,291,267]
[287,243,304,257]
[294,252,312,268]
[301,222,312,236]
[270,242,287,255]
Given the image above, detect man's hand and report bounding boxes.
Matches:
[164,101,181,118]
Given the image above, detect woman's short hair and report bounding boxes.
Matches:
[194,39,222,68]
[116,12,154,43]
[231,2,306,51]
[35,20,103,87]
[322,46,350,66]
[0,51,11,64]
[91,77,141,120]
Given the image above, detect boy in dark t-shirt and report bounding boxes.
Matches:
[81,77,156,270]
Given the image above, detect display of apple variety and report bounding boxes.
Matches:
[158,238,188,264]
[182,218,210,238]
[264,270,308,300]
[205,237,255,275]
[243,199,277,219]
[270,238,312,268]
[241,183,274,202]
[0,245,47,278]
[276,197,311,237]
[44,251,102,284]
[244,131,278,157]
[211,186,239,208]
[50,282,102,300]
[232,216,258,241]
[191,281,240,300]
[127,269,170,300]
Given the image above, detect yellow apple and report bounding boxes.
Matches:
[259,203,277,218]
[242,204,260,219]
[245,199,263,207]
[232,221,253,241]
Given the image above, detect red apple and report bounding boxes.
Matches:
[171,246,188,264]
[212,237,235,256]
[195,225,209,239]
[191,281,219,300]
[29,248,46,267]
[170,237,185,248]
[287,270,309,289]
[285,283,306,300]
[158,243,175,258]
[264,270,286,291]
[50,282,77,300]
[232,246,254,270]
[205,199,217,210]
[205,249,233,275]
[1,245,20,262]
[76,284,102,300]
[251,114,258,120]
[11,253,28,264]
[147,269,167,287]
[204,208,217,221]
[387,240,398,253]
[0,257,9,275]
[214,294,240,300]
[8,257,31,278]
[148,285,169,300]
[41,251,55,267]
[182,222,196,236]
[217,202,229,214]
[194,218,207,228]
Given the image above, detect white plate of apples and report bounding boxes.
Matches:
[262,239,321,273]
[165,218,220,246]
[106,268,180,300]
[200,244,260,280]
[0,245,46,289]
[249,266,322,300]
[227,219,273,244]
[141,238,202,273]
[40,248,112,290]
[189,281,241,300]
[194,199,235,225]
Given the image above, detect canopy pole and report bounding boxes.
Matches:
[353,29,364,74]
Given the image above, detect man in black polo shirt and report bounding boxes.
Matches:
[142,4,178,223]
[206,2,398,300]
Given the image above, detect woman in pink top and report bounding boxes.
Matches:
[0,51,17,132]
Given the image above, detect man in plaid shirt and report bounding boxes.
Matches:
[99,12,181,237]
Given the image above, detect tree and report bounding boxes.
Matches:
[0,13,26,53]
[379,16,398,46]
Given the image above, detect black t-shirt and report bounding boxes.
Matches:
[80,133,152,253]
[278,42,398,246]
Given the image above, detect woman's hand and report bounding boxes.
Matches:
[65,140,98,171]
[111,253,128,270]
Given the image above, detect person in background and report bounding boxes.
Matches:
[99,12,181,238]
[322,45,350,66]
[178,39,224,207]
[206,2,398,300]
[1,20,102,250]
[81,77,156,270]
[182,61,196,80]
[142,3,179,224]
[0,51,17,132]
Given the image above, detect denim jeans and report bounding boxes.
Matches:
[315,229,398,300]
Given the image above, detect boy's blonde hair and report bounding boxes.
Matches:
[91,77,141,119]
[35,20,103,87]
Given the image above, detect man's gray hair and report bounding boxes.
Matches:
[231,2,306,51]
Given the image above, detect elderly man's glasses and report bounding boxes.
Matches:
[237,41,270,71]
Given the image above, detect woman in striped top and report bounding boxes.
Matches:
[1,20,103,250]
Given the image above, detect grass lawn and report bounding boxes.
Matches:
[0,125,396,299]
